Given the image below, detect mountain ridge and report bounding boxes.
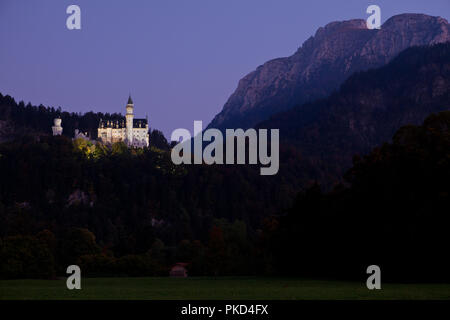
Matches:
[258,42,450,187]
[208,13,450,130]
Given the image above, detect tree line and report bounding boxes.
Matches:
[0,111,449,281]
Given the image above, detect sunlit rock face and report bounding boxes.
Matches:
[208,14,450,130]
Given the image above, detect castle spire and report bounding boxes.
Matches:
[127,94,133,105]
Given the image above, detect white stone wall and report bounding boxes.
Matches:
[98,126,148,147]
[132,127,149,147]
[98,128,126,144]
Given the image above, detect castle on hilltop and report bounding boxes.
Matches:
[98,96,149,148]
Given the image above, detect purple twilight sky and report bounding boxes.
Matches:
[1,0,449,138]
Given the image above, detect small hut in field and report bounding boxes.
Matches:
[169,263,188,277]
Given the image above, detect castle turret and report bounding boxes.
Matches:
[125,95,134,145]
[52,117,63,136]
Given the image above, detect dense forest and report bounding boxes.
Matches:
[268,111,450,282]
[0,44,449,281]
[0,111,448,280]
[0,129,306,278]
[0,94,123,140]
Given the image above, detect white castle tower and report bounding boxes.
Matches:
[52,117,63,136]
[98,95,149,148]
[125,95,134,146]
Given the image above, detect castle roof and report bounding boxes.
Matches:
[133,118,147,128]
[127,95,133,105]
[99,119,126,129]
[99,118,147,129]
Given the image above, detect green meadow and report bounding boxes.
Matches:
[1,277,450,300]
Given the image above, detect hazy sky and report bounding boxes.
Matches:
[1,0,449,137]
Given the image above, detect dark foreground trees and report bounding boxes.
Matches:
[268,111,450,282]
[0,112,449,280]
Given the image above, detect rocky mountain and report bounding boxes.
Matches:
[208,14,450,130]
[258,43,450,187]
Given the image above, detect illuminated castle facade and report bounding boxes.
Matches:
[98,96,149,148]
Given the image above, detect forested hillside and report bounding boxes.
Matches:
[258,43,450,188]
[1,111,448,280]
[267,111,450,281]
[0,44,449,280]
[0,94,123,140]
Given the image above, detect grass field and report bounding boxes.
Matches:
[1,277,450,300]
